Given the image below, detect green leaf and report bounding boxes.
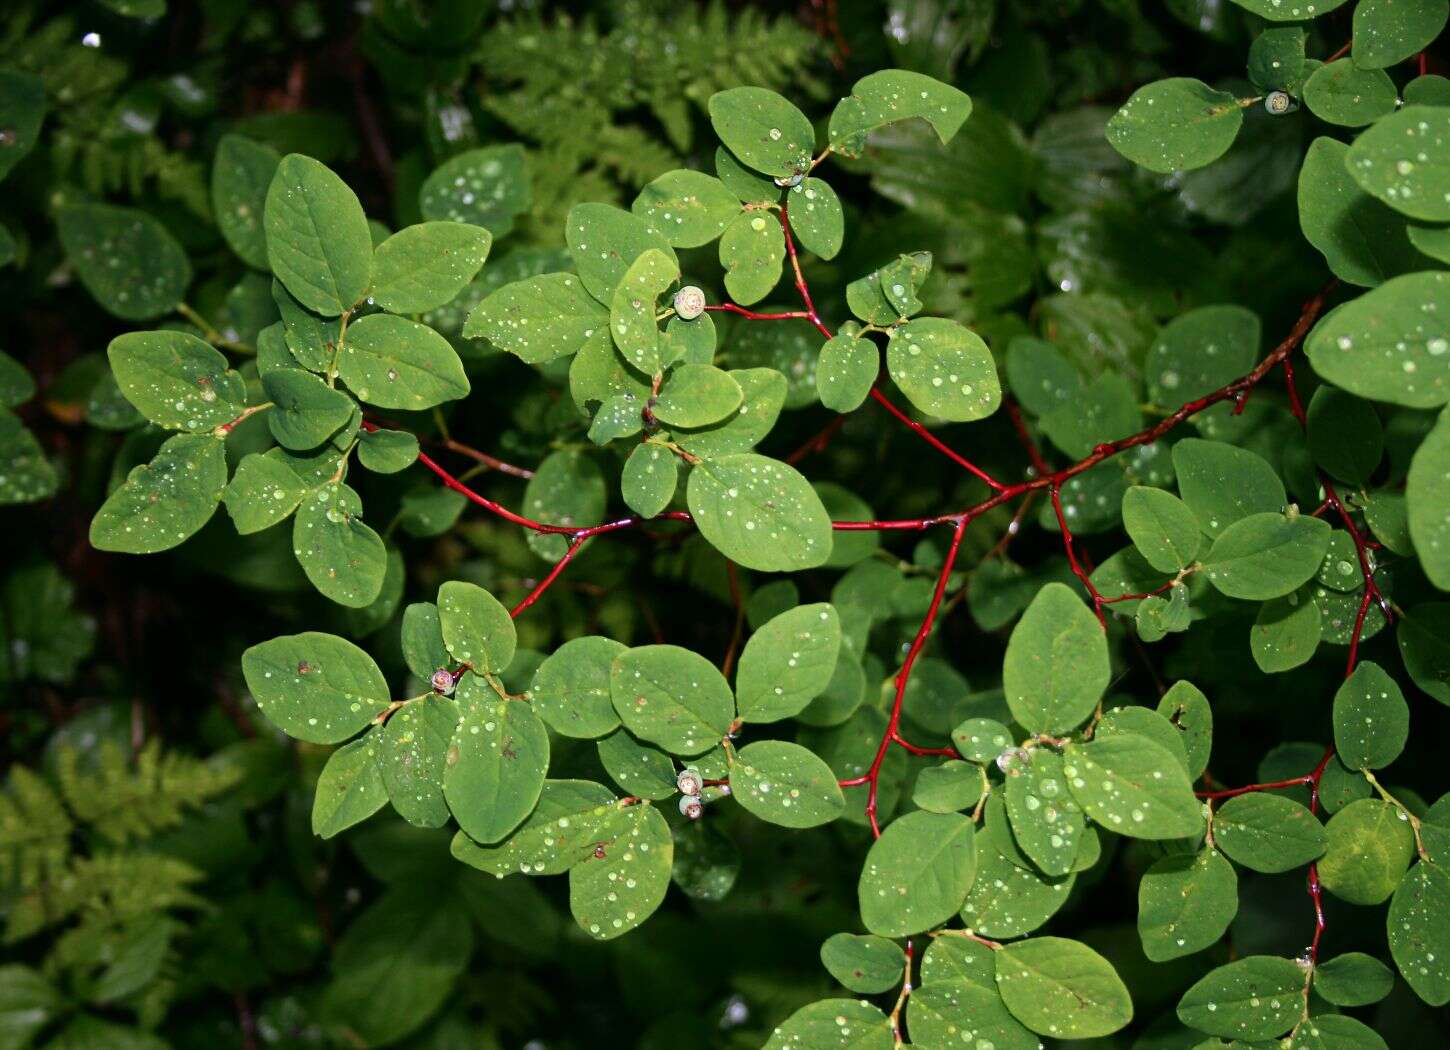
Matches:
[828,69,972,158]
[952,718,1014,763]
[1303,60,1397,127]
[443,681,548,844]
[1346,106,1450,223]
[885,317,1000,422]
[687,453,833,572]
[106,330,246,432]
[450,779,624,876]
[1248,27,1306,93]
[718,210,786,306]
[90,434,227,554]
[1122,486,1202,573]
[272,279,338,371]
[848,252,932,324]
[921,936,996,989]
[960,840,1075,938]
[672,368,788,459]
[0,352,35,409]
[0,410,56,506]
[596,729,678,800]
[1063,733,1204,839]
[465,273,607,365]
[262,369,354,450]
[818,333,877,413]
[1409,410,1450,588]
[264,154,372,316]
[1289,1014,1390,1050]
[1388,858,1450,1004]
[1299,138,1432,287]
[621,443,677,518]
[1157,680,1214,780]
[312,729,386,838]
[1228,0,1351,19]
[1307,386,1384,484]
[57,203,191,321]
[337,313,469,410]
[241,631,390,744]
[609,248,678,377]
[0,70,45,180]
[565,202,677,304]
[715,145,780,205]
[222,449,320,534]
[762,999,892,1050]
[610,644,733,756]
[1252,589,1323,673]
[370,221,491,315]
[653,364,741,428]
[379,697,457,828]
[1138,848,1237,961]
[1106,78,1244,174]
[437,581,515,674]
[1147,304,1260,407]
[1398,603,1450,705]
[1333,660,1409,770]
[631,170,740,248]
[0,963,62,1049]
[1004,748,1084,876]
[356,427,418,473]
[736,603,841,723]
[418,144,530,237]
[530,636,624,739]
[908,980,1038,1050]
[1172,438,1286,537]
[858,811,976,936]
[212,134,280,269]
[293,484,387,608]
[995,937,1133,1039]
[1214,793,1327,872]
[1003,582,1109,735]
[913,761,984,814]
[568,801,672,939]
[708,87,814,178]
[787,178,844,259]
[1319,798,1415,905]
[1314,952,1395,1006]
[820,933,904,994]
[1176,956,1306,1040]
[1202,512,1332,601]
[1353,0,1449,70]
[732,741,844,828]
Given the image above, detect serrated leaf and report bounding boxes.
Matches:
[370,221,491,314]
[1176,956,1305,1040]
[708,87,814,178]
[1138,848,1237,961]
[241,631,390,744]
[686,453,833,572]
[1201,512,1331,601]
[212,134,280,269]
[379,697,457,828]
[995,937,1133,1039]
[312,729,386,838]
[1003,582,1109,735]
[1062,733,1204,839]
[337,313,469,410]
[57,204,191,321]
[443,681,548,844]
[90,434,226,554]
[1214,792,1327,872]
[264,154,371,316]
[631,169,740,248]
[736,603,841,723]
[530,636,624,739]
[610,644,733,756]
[858,811,976,936]
[292,484,387,608]
[437,581,515,674]
[1107,78,1244,174]
[568,802,672,940]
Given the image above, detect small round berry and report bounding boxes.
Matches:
[673,285,706,321]
[676,767,703,797]
[773,171,806,188]
[1264,91,1293,115]
[679,795,704,820]
[431,669,456,695]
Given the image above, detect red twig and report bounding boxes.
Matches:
[511,536,588,617]
[704,304,812,322]
[1004,399,1051,477]
[443,437,535,479]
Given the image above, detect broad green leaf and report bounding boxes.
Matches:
[718,210,785,305]
[661,311,715,367]
[1176,956,1305,1040]
[1097,706,1190,774]
[356,427,418,473]
[522,449,606,561]
[1201,512,1331,601]
[1252,589,1322,673]
[1147,304,1260,407]
[1388,858,1450,1004]
[708,87,814,178]
[1319,798,1415,905]
[262,369,354,450]
[396,597,447,681]
[568,802,672,940]
[631,170,740,248]
[786,178,844,259]
[848,252,931,324]
[908,980,1038,1050]
[1333,660,1409,769]
[56,203,191,320]
[1247,27,1307,93]
[241,631,390,744]
[858,811,976,936]
[272,278,338,371]
[443,682,548,844]
[1303,60,1397,127]
[1408,410,1450,588]
[1138,848,1237,961]
[1004,749,1083,876]
[1156,680,1214,780]
[1063,733,1204,839]
[589,393,645,445]
[1313,952,1395,1006]
[223,449,319,534]
[1352,0,1448,69]
[687,453,833,572]
[0,352,34,408]
[1106,78,1243,174]
[530,636,624,739]
[0,70,45,180]
[819,933,904,994]
[450,779,625,876]
[90,434,226,554]
[995,937,1133,1039]
[673,368,788,459]
[1006,337,1082,417]
[293,484,387,608]
[952,717,1013,763]
[337,313,469,410]
[1307,386,1384,484]
[1123,486,1202,573]
[652,364,741,428]
[0,963,62,1049]
[1346,106,1450,222]
[1002,582,1109,735]
[1398,603,1450,705]
[312,729,386,838]
[609,248,678,376]
[762,999,892,1050]
[715,145,780,205]
[913,761,984,813]
[212,133,280,269]
[370,221,491,314]
[264,154,372,316]
[465,273,607,365]
[1172,438,1286,537]
[1289,1014,1390,1050]
[886,317,1000,422]
[610,644,733,756]
[1040,371,1140,459]
[437,581,515,674]
[418,144,529,237]
[732,740,844,828]
[960,842,1075,938]
[621,443,677,518]
[736,603,841,723]
[565,202,676,304]
[379,697,457,828]
[1214,793,1327,872]
[920,937,996,989]
[1229,0,1350,17]
[596,729,678,800]
[107,330,246,432]
[829,69,971,157]
[818,333,877,413]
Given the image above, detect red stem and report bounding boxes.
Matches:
[703,304,812,322]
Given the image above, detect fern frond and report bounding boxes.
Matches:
[0,765,72,892]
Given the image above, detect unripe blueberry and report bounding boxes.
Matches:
[1264,91,1293,115]
[431,668,456,694]
[673,285,706,321]
[676,766,703,796]
[679,795,703,819]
